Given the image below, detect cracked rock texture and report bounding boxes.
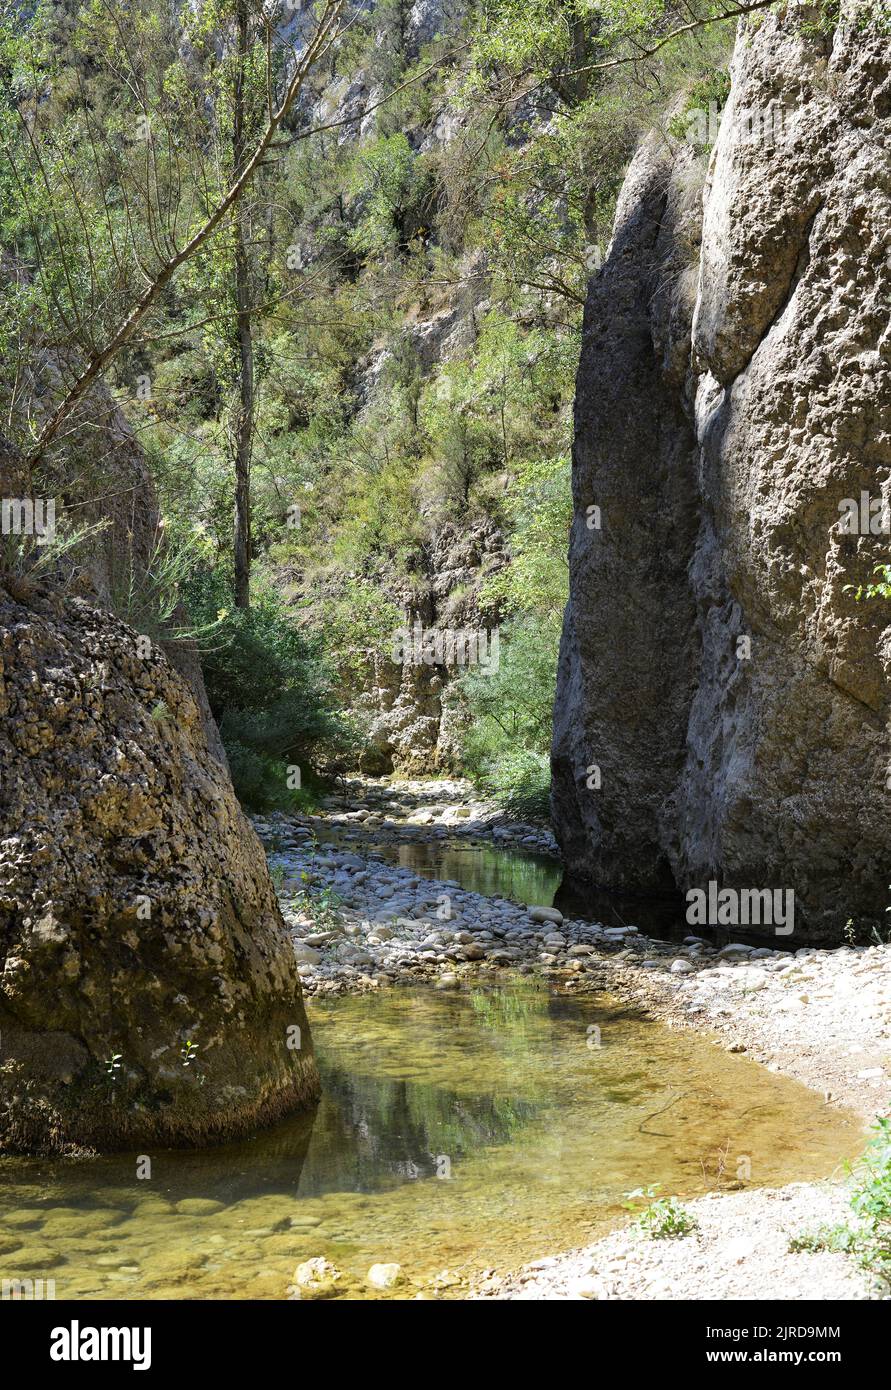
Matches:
[552,5,891,943]
[347,518,507,773]
[0,587,319,1152]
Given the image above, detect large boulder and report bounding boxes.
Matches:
[552,5,891,943]
[0,585,319,1152]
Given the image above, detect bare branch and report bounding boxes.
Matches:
[26,0,347,466]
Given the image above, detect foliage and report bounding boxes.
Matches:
[289,882,345,932]
[788,1224,860,1255]
[846,564,891,601]
[313,578,405,680]
[789,1119,891,1290]
[453,619,561,819]
[474,747,552,821]
[0,0,765,813]
[624,1184,699,1239]
[482,451,572,620]
[348,132,434,256]
[667,68,732,144]
[849,1116,891,1287]
[184,566,354,808]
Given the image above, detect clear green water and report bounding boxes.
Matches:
[355,835,564,907]
[323,830,691,938]
[0,981,861,1299]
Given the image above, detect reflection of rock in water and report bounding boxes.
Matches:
[8,1056,542,1212]
[0,982,866,1299]
[552,877,690,943]
[297,1061,541,1196]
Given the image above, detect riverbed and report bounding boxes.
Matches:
[2,777,883,1301]
[0,978,862,1299]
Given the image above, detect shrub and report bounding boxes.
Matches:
[788,1118,891,1289]
[850,1116,891,1287]
[184,567,354,809]
[624,1185,698,1240]
[452,618,558,820]
[474,748,551,821]
[223,741,319,814]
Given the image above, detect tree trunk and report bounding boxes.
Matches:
[232,0,254,610]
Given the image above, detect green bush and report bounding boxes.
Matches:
[184,567,354,809]
[453,618,558,821]
[851,1116,891,1286]
[789,1118,891,1289]
[223,741,316,813]
[474,748,551,821]
[348,132,434,256]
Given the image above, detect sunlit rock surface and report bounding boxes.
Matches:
[0,586,319,1152]
[552,6,891,942]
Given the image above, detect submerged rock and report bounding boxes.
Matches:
[367,1261,404,1289]
[0,587,319,1153]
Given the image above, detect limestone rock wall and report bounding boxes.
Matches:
[351,517,507,773]
[552,4,891,943]
[0,586,319,1152]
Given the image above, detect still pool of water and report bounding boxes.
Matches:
[356,835,565,908]
[0,982,862,1299]
[322,830,695,940]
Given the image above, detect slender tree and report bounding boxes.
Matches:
[232,0,256,608]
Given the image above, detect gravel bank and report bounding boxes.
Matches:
[471,1183,876,1301]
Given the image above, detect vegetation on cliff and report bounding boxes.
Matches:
[0,0,820,807]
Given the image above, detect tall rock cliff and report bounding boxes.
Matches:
[552,4,891,943]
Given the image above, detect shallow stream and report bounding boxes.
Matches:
[0,980,860,1299]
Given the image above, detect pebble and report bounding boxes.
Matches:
[529,906,564,925]
[367,1262,404,1288]
[174,1199,225,1217]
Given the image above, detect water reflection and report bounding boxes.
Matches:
[0,981,862,1299]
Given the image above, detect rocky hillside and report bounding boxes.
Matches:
[552,3,891,943]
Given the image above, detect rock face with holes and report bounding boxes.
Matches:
[552,6,891,944]
[0,586,319,1152]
